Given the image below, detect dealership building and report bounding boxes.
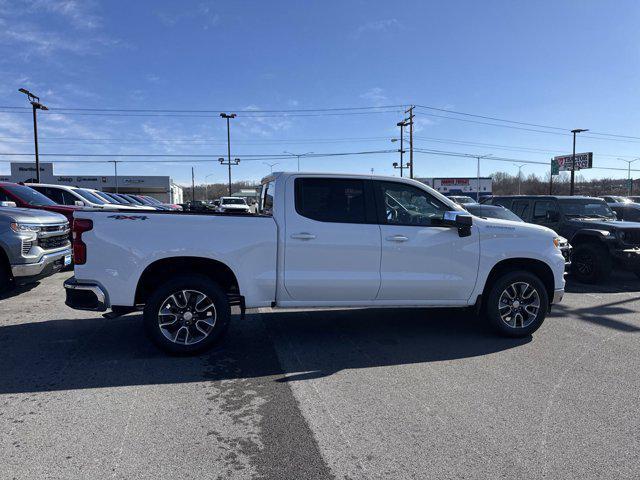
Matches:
[0,162,183,204]
[417,177,493,200]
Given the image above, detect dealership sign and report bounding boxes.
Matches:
[553,152,593,172]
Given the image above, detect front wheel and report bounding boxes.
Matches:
[571,243,612,284]
[143,275,231,354]
[485,270,549,338]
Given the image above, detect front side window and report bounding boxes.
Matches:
[512,200,530,219]
[377,181,449,226]
[295,178,367,223]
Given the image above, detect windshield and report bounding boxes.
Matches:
[144,196,162,205]
[3,184,57,206]
[102,192,127,204]
[559,199,617,219]
[222,198,246,205]
[121,194,144,205]
[466,205,523,222]
[74,188,106,205]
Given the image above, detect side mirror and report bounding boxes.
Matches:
[546,210,560,222]
[442,211,473,237]
[74,200,85,207]
[0,201,17,208]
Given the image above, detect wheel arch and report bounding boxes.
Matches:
[135,256,240,305]
[482,258,555,306]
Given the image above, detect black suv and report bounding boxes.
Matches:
[483,195,640,283]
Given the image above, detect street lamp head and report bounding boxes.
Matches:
[218,157,225,163]
[220,113,236,119]
[571,128,588,134]
[396,121,406,127]
[390,138,398,143]
[393,162,398,167]
[18,88,29,95]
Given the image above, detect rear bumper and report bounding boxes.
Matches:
[11,247,71,282]
[63,277,108,312]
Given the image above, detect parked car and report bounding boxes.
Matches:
[27,183,141,211]
[216,197,252,213]
[464,203,572,266]
[601,195,632,205]
[0,201,71,291]
[484,195,640,282]
[609,202,640,222]
[0,182,81,226]
[141,195,182,211]
[64,172,566,354]
[447,195,477,205]
[627,196,640,204]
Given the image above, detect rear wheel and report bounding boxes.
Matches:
[0,255,12,294]
[143,275,231,354]
[485,270,548,337]
[571,243,612,284]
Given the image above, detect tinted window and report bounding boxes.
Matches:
[533,200,558,219]
[0,190,10,202]
[74,189,106,205]
[377,181,449,226]
[4,184,57,206]
[559,199,616,219]
[295,178,366,223]
[492,198,512,209]
[512,200,530,219]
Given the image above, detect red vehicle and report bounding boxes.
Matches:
[0,182,81,225]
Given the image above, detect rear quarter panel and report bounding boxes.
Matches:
[73,212,278,308]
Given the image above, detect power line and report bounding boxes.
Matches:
[0,104,408,113]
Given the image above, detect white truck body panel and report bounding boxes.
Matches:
[71,172,565,311]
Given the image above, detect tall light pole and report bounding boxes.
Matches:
[570,128,588,196]
[218,157,240,196]
[220,113,237,196]
[283,151,313,171]
[618,157,640,195]
[263,162,279,173]
[475,154,492,201]
[395,121,408,177]
[514,163,527,195]
[18,88,48,183]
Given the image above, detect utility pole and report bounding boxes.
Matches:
[570,128,588,196]
[205,173,215,200]
[549,161,553,195]
[220,113,238,196]
[393,120,408,177]
[110,160,120,193]
[618,157,640,195]
[18,88,48,183]
[405,106,415,178]
[191,167,195,202]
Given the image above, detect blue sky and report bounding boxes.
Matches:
[1,0,640,185]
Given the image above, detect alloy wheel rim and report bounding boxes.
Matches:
[574,252,594,276]
[498,282,540,329]
[158,289,217,345]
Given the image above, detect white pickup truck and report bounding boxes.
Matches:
[64,173,566,354]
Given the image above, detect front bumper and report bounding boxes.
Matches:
[552,288,564,304]
[63,277,108,312]
[11,247,72,282]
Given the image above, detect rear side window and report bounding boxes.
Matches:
[295,178,367,223]
[533,200,558,219]
[512,200,530,219]
[259,180,275,216]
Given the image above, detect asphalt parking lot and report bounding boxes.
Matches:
[1,272,639,479]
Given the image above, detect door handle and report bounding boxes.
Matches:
[290,232,316,240]
[386,235,409,242]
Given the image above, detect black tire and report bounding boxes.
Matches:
[143,275,231,355]
[485,270,549,338]
[0,256,12,294]
[571,243,612,284]
[634,271,640,280]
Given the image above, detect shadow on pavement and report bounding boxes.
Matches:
[0,307,528,394]
[551,297,640,333]
[0,282,39,300]
[565,271,640,294]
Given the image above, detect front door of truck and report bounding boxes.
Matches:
[283,176,381,302]
[374,180,479,302]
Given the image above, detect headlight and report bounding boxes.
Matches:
[10,222,41,233]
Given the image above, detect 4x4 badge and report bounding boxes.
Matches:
[107,215,148,220]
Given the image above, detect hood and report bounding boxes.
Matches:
[0,206,68,224]
[475,216,557,237]
[221,204,250,209]
[566,218,640,230]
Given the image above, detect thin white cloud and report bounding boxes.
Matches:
[29,0,101,29]
[360,87,388,107]
[353,19,401,38]
[155,2,220,30]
